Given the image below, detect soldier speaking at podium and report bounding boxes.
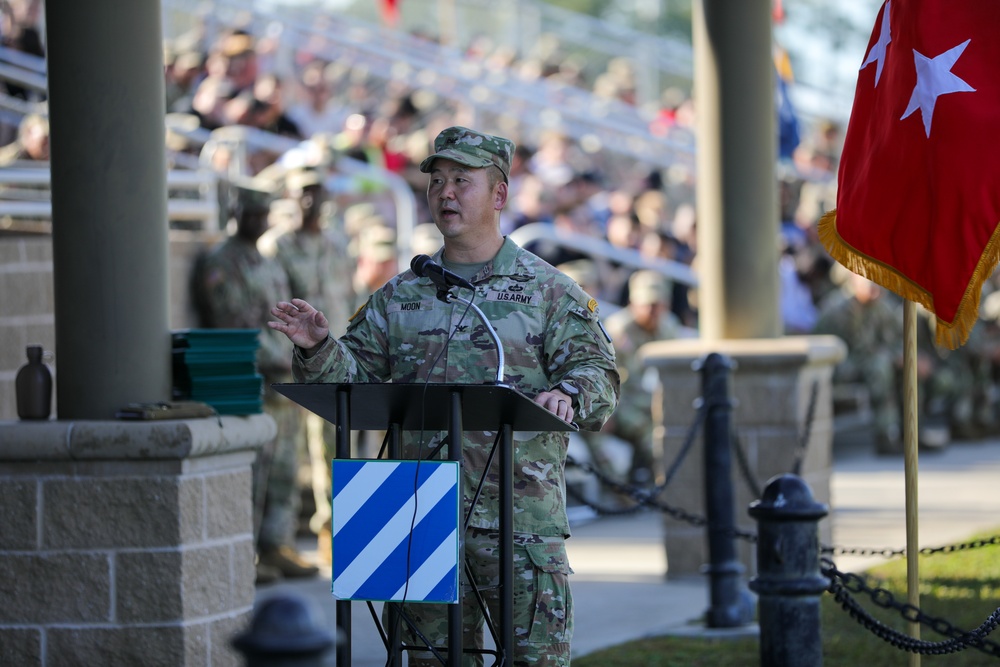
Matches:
[270,126,619,666]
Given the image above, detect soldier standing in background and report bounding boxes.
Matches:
[352,220,398,309]
[268,167,356,564]
[196,183,318,584]
[813,270,904,455]
[602,270,681,486]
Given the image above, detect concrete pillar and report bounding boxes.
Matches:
[641,336,845,578]
[0,415,275,666]
[45,0,170,418]
[693,0,780,340]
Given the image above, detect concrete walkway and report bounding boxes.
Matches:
[257,437,1000,665]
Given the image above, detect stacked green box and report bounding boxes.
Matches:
[172,329,263,415]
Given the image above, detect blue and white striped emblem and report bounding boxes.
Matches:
[331,459,460,603]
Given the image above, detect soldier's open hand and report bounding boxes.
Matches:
[269,299,330,354]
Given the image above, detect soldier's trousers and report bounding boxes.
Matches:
[389,530,573,667]
[255,395,303,549]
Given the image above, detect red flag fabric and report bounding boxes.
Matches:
[381,0,400,27]
[818,0,1000,349]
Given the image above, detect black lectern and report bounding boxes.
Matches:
[273,382,576,667]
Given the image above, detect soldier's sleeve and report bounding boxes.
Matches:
[293,292,393,383]
[258,322,293,379]
[545,286,620,431]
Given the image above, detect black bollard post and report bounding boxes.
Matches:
[699,352,755,628]
[231,592,337,667]
[749,474,829,667]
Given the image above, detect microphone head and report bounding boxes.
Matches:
[410,254,432,277]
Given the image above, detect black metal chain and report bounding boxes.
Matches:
[822,558,1000,657]
[822,534,1000,559]
[791,379,819,476]
[730,431,762,499]
[565,457,760,543]
[730,379,819,499]
[566,399,709,516]
[567,398,1000,558]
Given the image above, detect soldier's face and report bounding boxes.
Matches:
[633,302,666,332]
[426,159,504,243]
[237,209,269,242]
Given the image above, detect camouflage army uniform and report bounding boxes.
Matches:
[273,225,356,336]
[272,222,357,533]
[200,235,300,550]
[294,236,620,665]
[602,307,680,484]
[916,305,995,442]
[813,288,903,453]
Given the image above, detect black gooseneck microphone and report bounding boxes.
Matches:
[410,254,504,384]
[410,254,475,291]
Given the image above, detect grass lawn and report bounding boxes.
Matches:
[574,530,1000,667]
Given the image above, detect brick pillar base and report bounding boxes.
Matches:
[0,415,274,666]
[640,336,845,578]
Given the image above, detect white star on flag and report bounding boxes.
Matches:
[901,38,976,137]
[860,0,892,86]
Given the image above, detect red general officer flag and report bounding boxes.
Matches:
[818,0,1000,349]
[381,0,400,27]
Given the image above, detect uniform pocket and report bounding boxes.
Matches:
[521,541,574,645]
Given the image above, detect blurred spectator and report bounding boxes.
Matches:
[286,60,348,139]
[218,29,260,96]
[0,112,48,164]
[189,74,236,131]
[242,74,303,140]
[779,240,818,335]
[164,44,206,113]
[1,0,44,107]
[638,229,696,327]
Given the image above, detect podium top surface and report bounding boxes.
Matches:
[272,382,577,432]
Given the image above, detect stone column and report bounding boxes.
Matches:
[693,0,780,340]
[641,336,845,578]
[45,0,171,418]
[0,415,274,666]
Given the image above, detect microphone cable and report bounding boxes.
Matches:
[388,282,478,666]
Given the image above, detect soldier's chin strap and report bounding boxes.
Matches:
[441,290,505,385]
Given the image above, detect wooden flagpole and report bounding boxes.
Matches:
[903,300,920,666]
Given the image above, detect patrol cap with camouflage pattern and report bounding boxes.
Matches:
[233,183,274,215]
[628,270,672,306]
[419,126,515,182]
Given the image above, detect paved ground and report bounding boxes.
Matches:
[255,435,1000,665]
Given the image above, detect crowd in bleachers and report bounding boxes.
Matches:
[7,4,1000,459]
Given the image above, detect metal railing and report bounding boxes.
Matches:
[193,124,419,263]
[509,222,697,289]
[0,164,221,231]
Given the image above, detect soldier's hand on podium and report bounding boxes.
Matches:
[269,299,330,356]
[535,388,575,423]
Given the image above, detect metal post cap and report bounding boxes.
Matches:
[231,593,336,656]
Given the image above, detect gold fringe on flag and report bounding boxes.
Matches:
[817,209,1000,350]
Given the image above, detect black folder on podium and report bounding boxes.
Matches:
[273,381,576,667]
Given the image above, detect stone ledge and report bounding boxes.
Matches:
[0,414,275,461]
[640,335,847,370]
